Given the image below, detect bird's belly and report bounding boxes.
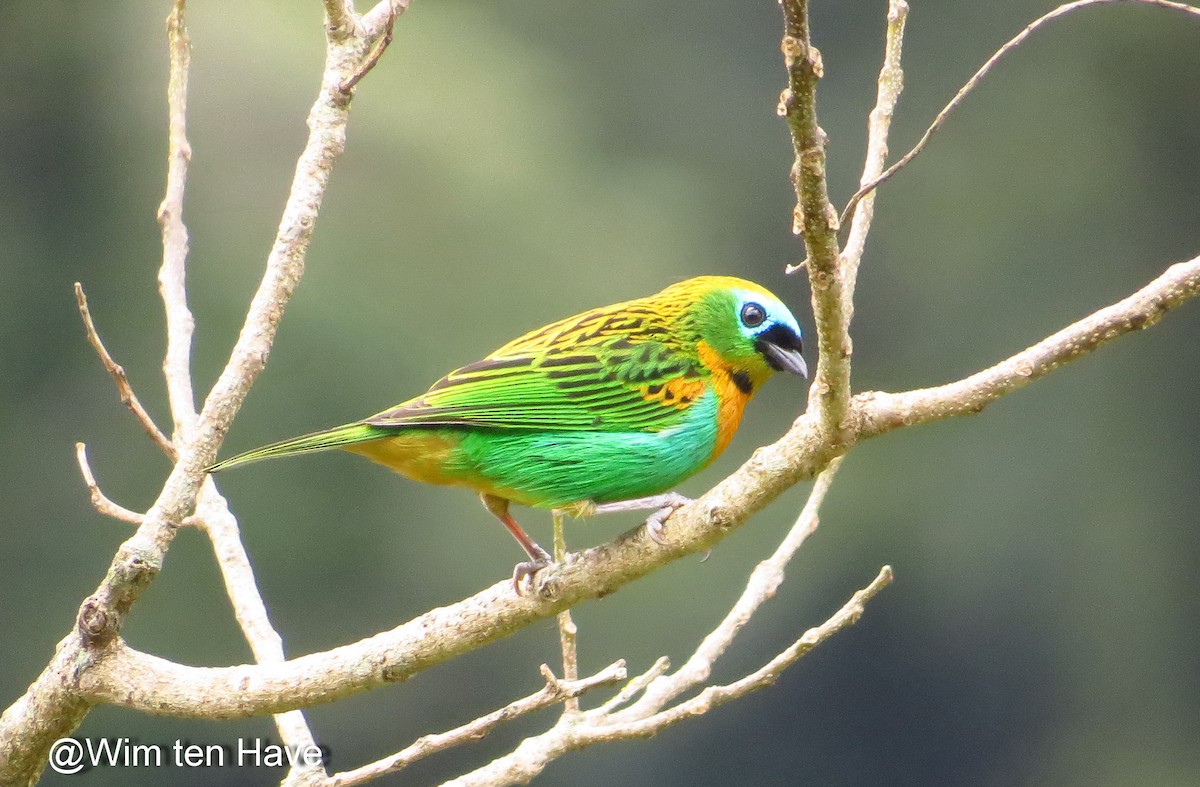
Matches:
[344,431,466,487]
[451,391,722,509]
[345,392,724,509]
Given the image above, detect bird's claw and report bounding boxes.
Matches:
[644,493,693,545]
[512,549,555,596]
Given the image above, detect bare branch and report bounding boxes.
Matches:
[75,443,145,525]
[778,0,852,442]
[329,662,626,786]
[157,0,197,439]
[153,4,326,782]
[361,0,407,36]
[839,0,1200,224]
[187,23,386,473]
[552,511,580,716]
[856,255,1200,438]
[73,575,649,718]
[74,283,176,458]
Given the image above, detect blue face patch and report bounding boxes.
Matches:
[731,288,803,343]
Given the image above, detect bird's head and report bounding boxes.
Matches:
[662,276,807,393]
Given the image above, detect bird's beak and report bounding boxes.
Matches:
[756,324,808,378]
[761,341,808,378]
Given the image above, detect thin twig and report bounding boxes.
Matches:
[598,656,670,714]
[157,0,197,440]
[552,510,580,715]
[836,0,908,316]
[75,443,145,525]
[74,283,176,459]
[839,0,1200,228]
[329,662,626,786]
[620,566,892,728]
[339,0,404,93]
[598,566,894,739]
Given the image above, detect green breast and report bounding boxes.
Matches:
[446,388,721,508]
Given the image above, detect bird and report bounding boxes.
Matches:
[205,275,808,592]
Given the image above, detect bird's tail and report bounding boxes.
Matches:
[205,422,385,473]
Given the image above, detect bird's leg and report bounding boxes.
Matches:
[481,493,553,594]
[591,492,693,545]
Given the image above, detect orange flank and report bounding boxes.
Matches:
[346,430,542,506]
[641,376,707,409]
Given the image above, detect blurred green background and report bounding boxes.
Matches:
[2,0,1198,784]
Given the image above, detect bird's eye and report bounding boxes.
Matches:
[740,302,766,328]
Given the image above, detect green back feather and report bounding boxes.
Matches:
[366,313,707,434]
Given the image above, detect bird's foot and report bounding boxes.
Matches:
[592,492,695,545]
[644,493,693,545]
[511,545,555,596]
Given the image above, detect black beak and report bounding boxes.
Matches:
[755,323,808,378]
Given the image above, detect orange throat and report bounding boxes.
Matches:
[696,341,758,462]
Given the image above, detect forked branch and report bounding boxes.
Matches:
[328,662,627,785]
[448,566,894,787]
